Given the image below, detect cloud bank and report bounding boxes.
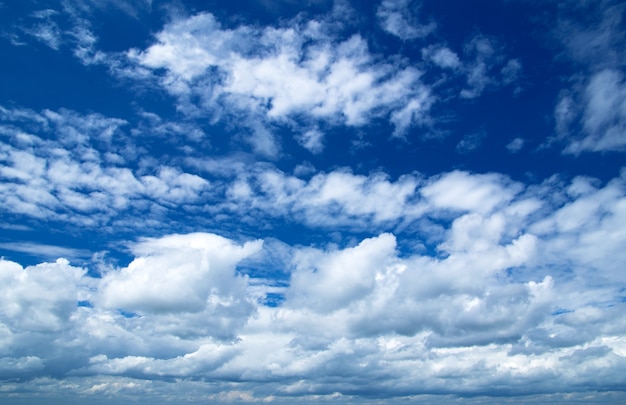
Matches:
[1,168,626,401]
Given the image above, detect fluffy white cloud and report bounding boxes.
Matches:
[1,168,626,399]
[287,233,397,313]
[2,1,626,402]
[98,233,262,314]
[0,106,210,228]
[532,171,626,284]
[421,170,520,214]
[1,106,534,236]
[0,258,87,333]
[223,167,426,228]
[126,10,434,147]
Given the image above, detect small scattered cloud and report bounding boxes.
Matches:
[456,129,486,154]
[24,20,62,50]
[460,35,496,99]
[501,58,522,85]
[376,0,436,40]
[566,69,626,153]
[422,45,461,69]
[506,137,525,153]
[296,128,325,154]
[551,0,626,154]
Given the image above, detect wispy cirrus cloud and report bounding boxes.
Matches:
[552,0,626,153]
[0,242,91,261]
[376,0,436,40]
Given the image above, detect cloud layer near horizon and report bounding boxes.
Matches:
[2,166,626,400]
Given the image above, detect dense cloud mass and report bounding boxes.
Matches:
[1,170,626,402]
[1,0,626,404]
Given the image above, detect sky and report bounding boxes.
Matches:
[0,0,626,403]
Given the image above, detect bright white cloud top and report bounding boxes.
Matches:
[1,0,625,404]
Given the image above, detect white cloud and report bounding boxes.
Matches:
[456,129,486,154]
[0,258,87,333]
[0,242,91,261]
[125,11,434,147]
[501,58,522,85]
[6,8,64,51]
[66,0,153,18]
[2,3,626,397]
[296,128,325,154]
[1,120,546,234]
[99,233,262,314]
[566,69,626,153]
[420,35,516,100]
[0,106,211,228]
[555,69,626,154]
[287,233,397,313]
[25,21,62,50]
[531,171,626,284]
[460,36,496,99]
[1,167,626,398]
[552,0,626,153]
[557,0,625,70]
[421,170,520,214]
[422,45,461,69]
[222,167,426,229]
[506,137,525,153]
[376,0,436,40]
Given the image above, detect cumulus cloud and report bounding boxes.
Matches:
[98,233,262,315]
[2,2,626,401]
[0,106,210,229]
[0,107,539,237]
[0,258,87,333]
[421,170,520,214]
[2,170,626,398]
[124,10,434,148]
[222,167,426,229]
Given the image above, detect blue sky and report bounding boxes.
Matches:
[1,0,626,403]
